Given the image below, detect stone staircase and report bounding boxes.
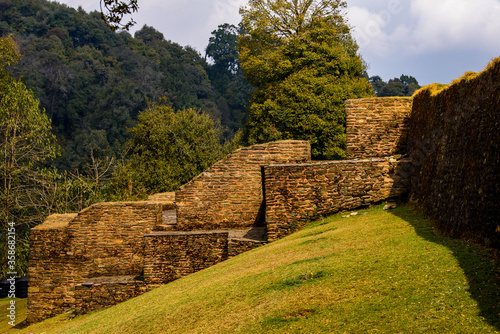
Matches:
[149,192,268,245]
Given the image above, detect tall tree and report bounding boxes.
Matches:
[378,78,406,97]
[369,75,385,96]
[205,24,253,135]
[0,36,59,276]
[238,0,373,159]
[205,23,240,96]
[125,102,228,195]
[206,24,240,76]
[0,36,58,223]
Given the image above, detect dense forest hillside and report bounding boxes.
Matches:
[0,0,249,171]
[0,0,419,170]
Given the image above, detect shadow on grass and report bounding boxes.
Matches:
[390,205,500,331]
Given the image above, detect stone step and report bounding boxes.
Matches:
[154,224,177,231]
[227,227,267,242]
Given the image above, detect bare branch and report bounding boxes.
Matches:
[100,0,139,31]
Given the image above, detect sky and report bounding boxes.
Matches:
[55,0,500,86]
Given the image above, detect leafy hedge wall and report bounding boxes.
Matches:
[407,57,500,250]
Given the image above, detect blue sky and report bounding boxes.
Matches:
[56,0,500,86]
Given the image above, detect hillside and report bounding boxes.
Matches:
[8,204,500,333]
[1,0,249,170]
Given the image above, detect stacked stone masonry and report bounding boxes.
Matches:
[27,202,164,323]
[144,231,229,284]
[74,276,152,315]
[407,59,500,249]
[28,215,79,323]
[265,157,411,241]
[346,97,412,159]
[28,64,500,322]
[28,106,416,323]
[66,202,162,277]
[175,140,311,230]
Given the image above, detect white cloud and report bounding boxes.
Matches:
[126,0,245,51]
[409,0,500,52]
[347,6,391,55]
[347,3,411,57]
[348,0,500,56]
[55,0,99,12]
[209,0,246,27]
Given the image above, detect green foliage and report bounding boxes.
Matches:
[0,36,59,277]
[0,1,252,277]
[370,74,421,97]
[206,23,239,75]
[0,160,119,278]
[205,24,240,98]
[125,103,228,195]
[5,1,144,170]
[238,0,373,159]
[0,36,123,277]
[205,24,253,136]
[0,36,59,221]
[134,24,164,42]
[368,75,385,95]
[2,1,250,171]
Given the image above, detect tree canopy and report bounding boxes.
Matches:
[205,24,253,136]
[1,0,252,171]
[369,75,421,97]
[0,0,256,277]
[0,36,58,222]
[125,103,228,195]
[0,36,59,276]
[238,0,373,159]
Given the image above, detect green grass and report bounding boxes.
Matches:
[6,204,500,333]
[0,298,27,332]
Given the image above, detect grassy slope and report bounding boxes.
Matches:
[1,298,27,331]
[7,204,500,333]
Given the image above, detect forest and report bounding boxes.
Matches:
[0,0,420,276]
[2,0,251,170]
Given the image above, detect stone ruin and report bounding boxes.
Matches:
[27,97,413,323]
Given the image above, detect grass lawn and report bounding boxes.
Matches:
[0,298,27,332]
[5,203,500,333]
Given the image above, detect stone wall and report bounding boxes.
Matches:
[228,239,266,257]
[144,231,229,284]
[27,63,500,323]
[27,202,164,323]
[29,124,417,323]
[175,140,311,230]
[265,157,411,241]
[66,202,162,277]
[27,141,312,323]
[27,215,78,323]
[74,276,151,315]
[346,97,412,159]
[407,58,500,250]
